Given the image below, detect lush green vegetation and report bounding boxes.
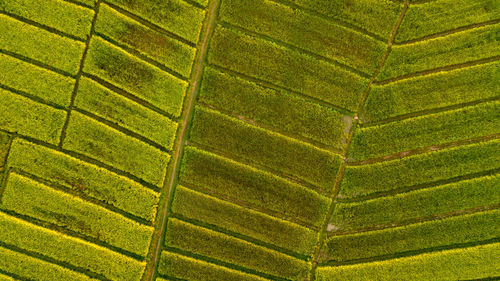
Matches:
[0,0,94,39]
[0,211,145,281]
[325,209,499,261]
[219,0,386,74]
[0,88,66,144]
[341,139,500,198]
[317,243,500,281]
[331,174,500,231]
[75,77,178,149]
[7,139,159,221]
[95,4,195,77]
[107,0,205,43]
[396,0,500,42]
[0,245,96,281]
[171,186,317,255]
[290,0,403,39]
[364,60,500,122]
[0,53,74,107]
[165,218,309,280]
[158,251,266,281]
[190,106,342,191]
[199,67,350,149]
[83,37,187,117]
[208,26,368,111]
[0,14,84,75]
[379,23,500,80]
[179,146,330,228]
[1,172,153,256]
[63,112,169,186]
[349,100,499,161]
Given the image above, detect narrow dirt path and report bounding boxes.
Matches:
[142,0,222,280]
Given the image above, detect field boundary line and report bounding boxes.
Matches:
[178,181,319,231]
[81,73,180,121]
[197,102,344,154]
[12,168,154,226]
[141,0,222,279]
[73,107,171,153]
[164,247,289,281]
[0,207,144,262]
[101,1,196,47]
[94,33,189,81]
[326,203,500,238]
[0,135,14,202]
[269,0,387,43]
[337,168,500,204]
[361,95,500,127]
[218,21,372,78]
[208,63,356,115]
[0,10,85,42]
[0,83,68,111]
[180,0,206,9]
[307,1,410,280]
[318,237,500,268]
[58,0,101,148]
[0,132,161,192]
[170,212,312,260]
[395,19,500,45]
[374,55,500,86]
[188,140,331,197]
[61,0,93,9]
[348,133,500,166]
[0,49,76,78]
[0,240,109,281]
[0,268,26,281]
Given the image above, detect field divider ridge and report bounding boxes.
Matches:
[208,63,356,116]
[327,203,500,237]
[307,1,410,280]
[361,95,500,127]
[0,135,14,202]
[197,102,343,154]
[338,168,500,204]
[0,131,161,192]
[73,107,171,153]
[169,211,312,260]
[101,1,196,47]
[177,181,319,231]
[11,168,153,226]
[348,133,500,166]
[318,237,500,268]
[164,246,289,281]
[187,140,330,197]
[374,55,500,86]
[81,73,180,121]
[0,49,76,78]
[0,10,85,42]
[268,0,387,43]
[141,0,223,280]
[218,21,371,79]
[0,240,110,281]
[395,19,500,46]
[94,33,189,81]
[0,208,145,262]
[58,0,102,148]
[0,83,68,111]
[61,0,94,9]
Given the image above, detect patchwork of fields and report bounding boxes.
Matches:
[0,0,498,280]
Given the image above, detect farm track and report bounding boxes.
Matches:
[307,1,411,280]
[141,0,222,279]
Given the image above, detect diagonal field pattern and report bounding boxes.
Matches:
[0,0,498,280]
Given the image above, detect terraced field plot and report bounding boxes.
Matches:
[0,0,498,280]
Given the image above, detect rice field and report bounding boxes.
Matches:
[0,0,498,280]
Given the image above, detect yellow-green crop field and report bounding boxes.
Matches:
[0,0,498,280]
